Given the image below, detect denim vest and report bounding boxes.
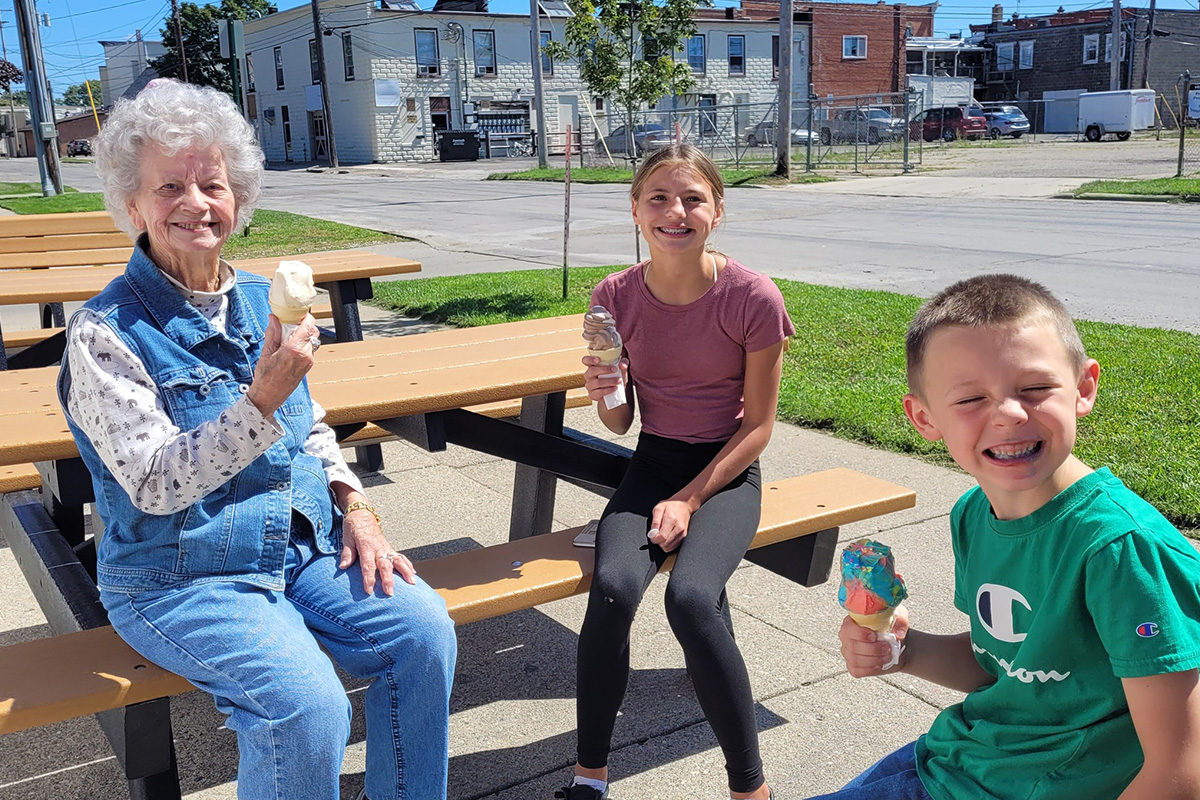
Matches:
[58,244,339,593]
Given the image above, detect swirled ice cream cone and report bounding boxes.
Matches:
[582,305,626,409]
[839,539,908,669]
[270,260,318,337]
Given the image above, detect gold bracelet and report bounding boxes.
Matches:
[343,500,380,524]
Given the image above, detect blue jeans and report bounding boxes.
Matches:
[806,741,933,800]
[102,525,457,800]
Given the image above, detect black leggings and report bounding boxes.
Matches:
[576,432,764,793]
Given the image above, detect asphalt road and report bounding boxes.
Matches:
[5,149,1199,333]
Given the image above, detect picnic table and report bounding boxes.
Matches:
[0,250,421,371]
[0,315,916,799]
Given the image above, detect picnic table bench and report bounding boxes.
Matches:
[0,315,916,799]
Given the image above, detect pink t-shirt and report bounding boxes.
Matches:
[591,258,795,443]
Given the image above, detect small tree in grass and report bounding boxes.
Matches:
[543,0,708,165]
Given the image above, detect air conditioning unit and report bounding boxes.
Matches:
[418,64,440,77]
[263,107,276,124]
[476,65,495,76]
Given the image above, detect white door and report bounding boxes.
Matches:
[557,95,579,151]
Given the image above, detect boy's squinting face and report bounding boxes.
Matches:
[903,320,1100,520]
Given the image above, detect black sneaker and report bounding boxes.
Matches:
[553,781,609,800]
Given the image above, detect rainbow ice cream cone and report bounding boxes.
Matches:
[582,305,626,410]
[838,539,908,669]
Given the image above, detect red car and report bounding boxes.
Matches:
[909,106,988,142]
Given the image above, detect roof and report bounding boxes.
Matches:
[906,37,985,52]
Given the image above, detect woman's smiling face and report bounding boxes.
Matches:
[126,143,237,259]
[630,163,723,257]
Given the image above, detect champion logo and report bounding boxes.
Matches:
[1136,622,1159,638]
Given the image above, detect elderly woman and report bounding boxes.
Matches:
[56,79,456,800]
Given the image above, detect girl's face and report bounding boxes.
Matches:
[631,164,723,259]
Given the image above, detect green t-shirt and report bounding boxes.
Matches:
[915,468,1200,800]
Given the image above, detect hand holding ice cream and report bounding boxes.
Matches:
[270,260,318,338]
[582,305,627,410]
[838,539,908,670]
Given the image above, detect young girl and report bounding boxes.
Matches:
[558,145,794,800]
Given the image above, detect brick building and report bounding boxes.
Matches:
[739,0,935,98]
[972,5,1200,125]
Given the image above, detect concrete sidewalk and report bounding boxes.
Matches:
[3,304,1192,800]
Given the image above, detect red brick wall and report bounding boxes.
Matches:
[742,1,935,97]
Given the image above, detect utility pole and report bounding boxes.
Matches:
[529,0,548,168]
[1110,0,1121,91]
[1141,0,1156,89]
[171,0,188,83]
[776,0,793,177]
[310,0,338,167]
[0,12,18,158]
[13,0,60,195]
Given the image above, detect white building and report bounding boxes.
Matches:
[244,0,794,163]
[99,37,167,104]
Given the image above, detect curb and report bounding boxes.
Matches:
[1066,192,1199,203]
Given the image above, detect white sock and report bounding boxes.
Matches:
[572,776,607,792]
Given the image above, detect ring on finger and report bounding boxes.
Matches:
[310,335,321,352]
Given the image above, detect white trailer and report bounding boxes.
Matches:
[1078,89,1156,141]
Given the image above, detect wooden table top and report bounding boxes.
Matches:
[0,211,119,239]
[0,315,588,467]
[0,251,421,305]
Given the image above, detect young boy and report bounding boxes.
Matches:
[810,274,1200,800]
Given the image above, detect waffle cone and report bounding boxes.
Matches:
[847,609,896,633]
[590,345,622,366]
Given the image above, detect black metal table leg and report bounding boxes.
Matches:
[744,527,840,588]
[323,277,382,470]
[508,392,567,540]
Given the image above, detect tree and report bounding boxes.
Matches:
[544,0,707,159]
[0,59,21,94]
[154,0,271,96]
[0,90,27,107]
[59,80,103,107]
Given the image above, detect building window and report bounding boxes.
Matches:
[643,36,659,61]
[727,34,745,76]
[699,94,716,135]
[430,96,451,130]
[473,30,496,76]
[274,46,284,89]
[1019,40,1033,70]
[687,35,706,74]
[595,97,604,111]
[416,29,440,76]
[246,53,256,92]
[996,42,1015,71]
[772,35,779,78]
[343,34,355,80]
[282,105,292,157]
[309,39,319,84]
[842,35,867,60]
[540,31,553,75]
[1083,33,1099,64]
[1105,32,1126,63]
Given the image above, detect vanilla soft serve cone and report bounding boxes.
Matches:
[582,305,626,410]
[269,260,318,338]
[838,539,908,669]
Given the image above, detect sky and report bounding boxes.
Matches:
[4,0,1198,98]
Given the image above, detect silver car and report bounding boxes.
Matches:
[746,120,817,147]
[982,106,1031,139]
[595,124,673,156]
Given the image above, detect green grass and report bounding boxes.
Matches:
[0,181,78,196]
[0,189,98,213]
[1074,177,1200,198]
[0,194,405,258]
[222,210,408,259]
[372,267,1200,531]
[487,166,835,186]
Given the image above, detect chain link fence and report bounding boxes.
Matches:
[575,91,931,172]
[1172,82,1200,177]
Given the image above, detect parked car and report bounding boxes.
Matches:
[66,138,92,157]
[982,106,1030,139]
[595,124,673,156]
[909,106,988,142]
[746,120,817,147]
[819,107,905,145]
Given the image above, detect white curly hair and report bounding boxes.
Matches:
[95,79,264,238]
